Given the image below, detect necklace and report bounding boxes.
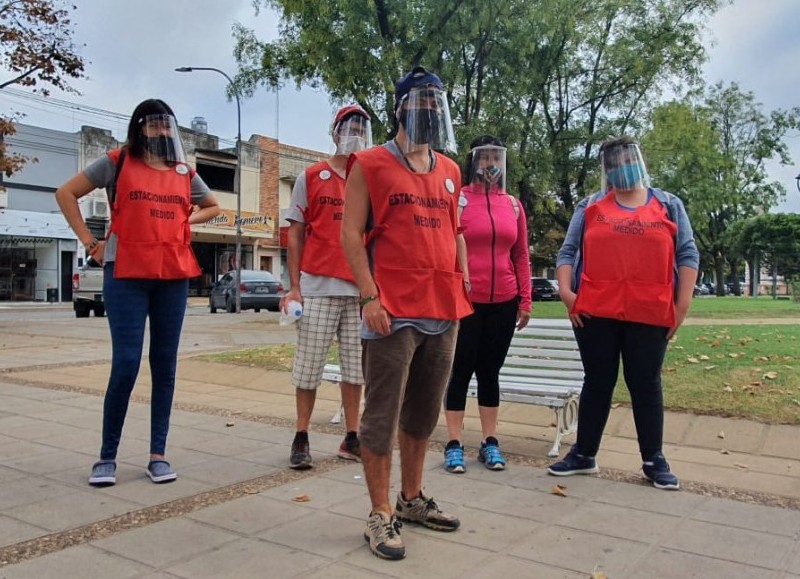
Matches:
[395,139,434,173]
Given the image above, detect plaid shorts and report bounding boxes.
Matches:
[292,296,364,390]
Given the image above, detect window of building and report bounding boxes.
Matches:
[195,158,235,193]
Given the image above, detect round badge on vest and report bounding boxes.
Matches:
[175,164,189,176]
[458,194,468,207]
[445,178,455,194]
[320,170,331,180]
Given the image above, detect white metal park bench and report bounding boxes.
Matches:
[322,318,584,458]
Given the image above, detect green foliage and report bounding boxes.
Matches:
[234,0,725,268]
[728,213,800,282]
[642,83,800,293]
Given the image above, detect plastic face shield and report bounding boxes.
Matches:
[600,142,650,192]
[334,115,372,155]
[469,144,507,190]
[396,86,457,155]
[139,114,187,164]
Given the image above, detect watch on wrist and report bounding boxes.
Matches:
[360,295,379,307]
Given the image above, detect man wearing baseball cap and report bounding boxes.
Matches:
[341,67,472,560]
[281,105,372,470]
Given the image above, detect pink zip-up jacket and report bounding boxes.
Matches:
[460,183,532,311]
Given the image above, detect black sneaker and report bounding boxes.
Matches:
[289,432,312,470]
[547,445,599,476]
[642,451,680,490]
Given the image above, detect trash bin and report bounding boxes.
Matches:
[46,288,58,303]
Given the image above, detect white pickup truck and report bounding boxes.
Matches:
[72,259,105,318]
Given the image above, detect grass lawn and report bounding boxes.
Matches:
[530,295,800,319]
[197,297,800,424]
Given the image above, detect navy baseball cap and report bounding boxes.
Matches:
[394,66,444,110]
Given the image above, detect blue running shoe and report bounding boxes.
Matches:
[443,441,465,474]
[642,451,680,490]
[547,445,599,476]
[478,437,506,470]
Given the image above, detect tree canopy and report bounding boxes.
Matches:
[0,0,86,177]
[233,0,725,267]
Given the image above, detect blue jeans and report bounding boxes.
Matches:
[100,262,188,460]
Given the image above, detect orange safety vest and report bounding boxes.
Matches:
[298,161,355,282]
[571,191,677,327]
[351,146,473,320]
[108,149,201,280]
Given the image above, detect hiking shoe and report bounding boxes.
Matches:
[547,446,599,476]
[642,451,680,490]
[338,433,361,461]
[478,437,506,471]
[146,460,177,483]
[289,433,312,470]
[394,491,460,531]
[88,460,116,487]
[363,511,405,560]
[444,441,466,474]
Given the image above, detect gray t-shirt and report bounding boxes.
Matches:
[285,169,359,297]
[83,154,211,262]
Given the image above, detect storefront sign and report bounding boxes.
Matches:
[206,209,275,233]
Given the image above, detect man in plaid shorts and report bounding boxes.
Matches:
[280,105,372,469]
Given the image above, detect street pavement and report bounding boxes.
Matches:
[0,302,798,578]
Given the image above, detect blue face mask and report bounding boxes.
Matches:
[606,163,642,190]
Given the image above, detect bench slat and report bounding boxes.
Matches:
[502,357,584,371]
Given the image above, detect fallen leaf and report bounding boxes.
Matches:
[551,484,568,497]
[591,572,609,579]
[728,353,741,359]
[611,403,621,409]
[244,488,259,494]
[687,357,700,364]
[673,345,685,350]
[710,340,721,347]
[718,431,725,439]
[550,421,558,428]
[754,356,769,362]
[734,463,749,469]
[705,365,717,371]
[696,336,708,342]
[699,355,710,361]
[664,367,677,373]
[791,399,800,407]
[763,371,778,380]
[723,385,732,392]
[292,494,311,502]
[720,449,730,455]
[226,421,235,427]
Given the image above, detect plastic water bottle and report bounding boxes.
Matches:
[279,300,303,325]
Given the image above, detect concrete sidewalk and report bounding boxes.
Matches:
[1,380,799,578]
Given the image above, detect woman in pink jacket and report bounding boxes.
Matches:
[443,135,532,473]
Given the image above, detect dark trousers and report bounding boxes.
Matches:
[573,317,669,460]
[445,298,519,410]
[100,262,188,460]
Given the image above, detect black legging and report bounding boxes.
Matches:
[573,316,669,460]
[445,297,519,410]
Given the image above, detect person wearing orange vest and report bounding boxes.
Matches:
[342,66,473,561]
[547,136,699,490]
[280,105,372,470]
[56,99,220,487]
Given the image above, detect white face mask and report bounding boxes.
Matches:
[335,135,368,155]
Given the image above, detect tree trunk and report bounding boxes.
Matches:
[714,258,726,297]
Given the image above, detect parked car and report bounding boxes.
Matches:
[693,284,710,297]
[72,258,105,318]
[209,269,283,313]
[531,277,559,301]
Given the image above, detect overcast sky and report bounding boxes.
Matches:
[2,0,798,212]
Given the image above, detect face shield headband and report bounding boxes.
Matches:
[138,114,187,164]
[600,143,650,192]
[333,114,372,155]
[396,86,457,155]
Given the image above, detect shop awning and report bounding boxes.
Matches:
[0,209,77,240]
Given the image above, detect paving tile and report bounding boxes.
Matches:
[0,477,76,510]
[259,474,370,513]
[4,448,96,475]
[691,495,800,536]
[174,456,279,486]
[258,511,364,559]
[0,544,152,579]
[92,518,240,568]
[460,556,587,579]
[592,477,707,516]
[762,424,800,460]
[188,495,310,535]
[557,501,682,543]
[0,463,27,483]
[300,561,398,578]
[683,416,767,454]
[94,474,213,507]
[0,514,49,548]
[0,437,55,462]
[461,482,583,525]
[625,547,776,579]
[163,537,329,579]
[785,545,800,575]
[662,519,794,569]
[508,525,649,577]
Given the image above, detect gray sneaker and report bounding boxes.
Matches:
[394,491,460,531]
[88,460,116,487]
[363,511,405,560]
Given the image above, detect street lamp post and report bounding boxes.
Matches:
[795,173,800,195]
[175,66,243,313]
